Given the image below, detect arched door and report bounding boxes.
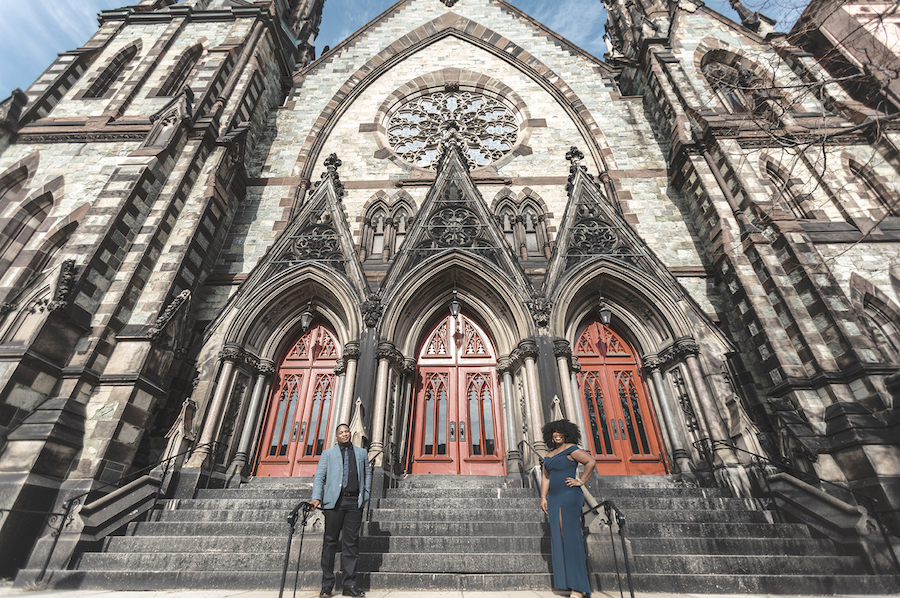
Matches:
[575,316,667,475]
[410,313,505,475]
[255,321,340,477]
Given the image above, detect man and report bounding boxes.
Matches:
[310,423,371,598]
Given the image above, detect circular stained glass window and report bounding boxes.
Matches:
[386,91,520,170]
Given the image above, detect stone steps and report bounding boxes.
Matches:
[24,473,898,593]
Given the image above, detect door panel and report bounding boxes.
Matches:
[255,322,340,477]
[410,315,504,475]
[575,318,667,475]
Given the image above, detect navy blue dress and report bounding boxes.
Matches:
[544,445,591,593]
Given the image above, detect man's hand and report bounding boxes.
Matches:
[309,499,320,509]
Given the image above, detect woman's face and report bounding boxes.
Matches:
[551,430,565,445]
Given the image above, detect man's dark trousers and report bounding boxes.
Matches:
[321,493,362,592]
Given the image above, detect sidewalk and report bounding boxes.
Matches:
[0,588,898,598]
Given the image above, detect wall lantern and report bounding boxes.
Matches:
[300,301,315,332]
[598,299,612,326]
[449,290,461,318]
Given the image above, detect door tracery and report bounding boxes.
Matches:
[575,317,667,475]
[410,313,505,475]
[255,321,340,477]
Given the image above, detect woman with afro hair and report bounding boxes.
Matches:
[540,419,596,598]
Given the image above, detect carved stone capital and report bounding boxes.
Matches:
[343,341,361,360]
[219,345,243,363]
[334,358,347,376]
[553,339,572,359]
[497,356,515,374]
[376,341,403,366]
[659,338,700,366]
[642,354,662,373]
[516,339,539,360]
[257,359,276,376]
[402,358,417,374]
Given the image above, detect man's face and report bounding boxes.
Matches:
[336,426,351,444]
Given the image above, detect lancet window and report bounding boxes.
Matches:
[361,198,414,262]
[494,195,550,259]
[702,58,775,118]
[849,160,899,217]
[83,41,141,99]
[157,43,203,97]
[765,162,809,219]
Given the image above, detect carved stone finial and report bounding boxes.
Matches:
[728,0,761,31]
[566,146,584,165]
[440,0,459,6]
[324,153,342,172]
[316,153,345,199]
[148,289,191,340]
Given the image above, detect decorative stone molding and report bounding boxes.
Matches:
[219,345,244,363]
[527,295,552,328]
[147,290,191,341]
[659,338,701,367]
[642,353,663,373]
[361,294,383,328]
[48,259,77,312]
[497,356,514,374]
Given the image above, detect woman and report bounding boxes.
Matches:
[540,419,596,598]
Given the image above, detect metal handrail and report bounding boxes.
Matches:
[279,500,316,598]
[24,441,217,582]
[694,438,900,574]
[518,439,544,488]
[583,499,635,598]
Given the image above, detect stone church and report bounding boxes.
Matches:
[0,0,898,591]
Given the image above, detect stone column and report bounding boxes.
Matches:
[553,339,587,441]
[498,356,523,480]
[519,340,546,454]
[382,217,395,262]
[225,359,275,486]
[368,341,397,465]
[185,346,241,469]
[337,342,361,431]
[671,340,738,467]
[642,354,693,474]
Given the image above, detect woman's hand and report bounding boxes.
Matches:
[565,477,584,487]
[540,497,548,514]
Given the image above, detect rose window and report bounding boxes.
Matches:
[386,91,519,170]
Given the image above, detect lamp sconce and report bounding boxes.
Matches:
[598,298,612,326]
[449,289,461,318]
[300,301,315,332]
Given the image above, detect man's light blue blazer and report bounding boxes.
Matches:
[312,443,371,509]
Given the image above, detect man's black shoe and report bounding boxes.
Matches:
[342,587,365,597]
[320,590,332,598]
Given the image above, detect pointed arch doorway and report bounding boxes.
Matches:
[255,321,340,477]
[409,313,506,475]
[575,316,667,475]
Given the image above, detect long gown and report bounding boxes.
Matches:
[544,445,591,593]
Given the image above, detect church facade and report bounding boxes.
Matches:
[0,0,898,580]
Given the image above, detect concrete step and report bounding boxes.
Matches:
[625,535,838,556]
[593,572,900,595]
[369,508,544,522]
[623,520,814,538]
[364,521,548,536]
[105,534,548,554]
[629,553,865,575]
[357,552,549,573]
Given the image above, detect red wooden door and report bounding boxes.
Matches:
[411,315,505,475]
[255,322,340,477]
[575,317,667,475]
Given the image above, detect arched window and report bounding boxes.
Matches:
[849,160,899,217]
[157,43,202,97]
[863,299,900,363]
[493,192,551,259]
[360,195,416,262]
[84,41,141,99]
[702,58,774,117]
[766,162,808,219]
[0,192,55,274]
[369,208,387,260]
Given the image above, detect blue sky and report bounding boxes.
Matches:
[0,0,799,99]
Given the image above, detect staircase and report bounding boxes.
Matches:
[19,474,899,593]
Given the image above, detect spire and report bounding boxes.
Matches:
[728,0,761,31]
[287,0,326,65]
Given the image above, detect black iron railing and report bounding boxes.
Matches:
[518,439,544,488]
[279,499,316,598]
[2,440,222,583]
[583,500,635,598]
[694,438,900,574]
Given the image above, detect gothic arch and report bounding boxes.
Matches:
[359,190,417,261]
[490,187,552,259]
[379,254,532,357]
[290,14,618,181]
[82,40,142,99]
[0,176,64,273]
[847,157,900,217]
[849,272,900,363]
[763,159,810,219]
[156,41,206,97]
[693,40,790,116]
[224,263,363,361]
[0,152,40,217]
[551,258,708,356]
